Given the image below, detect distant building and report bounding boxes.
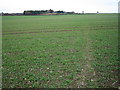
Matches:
[2,12,23,16]
[48,9,54,13]
[82,11,84,14]
[97,11,99,14]
[12,13,23,16]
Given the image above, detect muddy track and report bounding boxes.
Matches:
[3,30,80,35]
[3,27,117,35]
[3,26,117,33]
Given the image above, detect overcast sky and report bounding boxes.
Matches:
[0,0,119,13]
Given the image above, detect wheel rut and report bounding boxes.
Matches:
[78,30,97,88]
[69,30,97,88]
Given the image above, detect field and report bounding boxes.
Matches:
[2,14,119,88]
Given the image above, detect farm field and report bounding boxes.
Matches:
[2,14,119,88]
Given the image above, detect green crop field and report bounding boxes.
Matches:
[2,14,119,88]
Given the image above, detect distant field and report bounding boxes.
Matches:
[2,14,119,88]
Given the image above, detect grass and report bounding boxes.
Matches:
[2,14,119,88]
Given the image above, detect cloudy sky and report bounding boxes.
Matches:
[0,0,119,13]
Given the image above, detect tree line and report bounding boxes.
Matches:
[23,9,74,15]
